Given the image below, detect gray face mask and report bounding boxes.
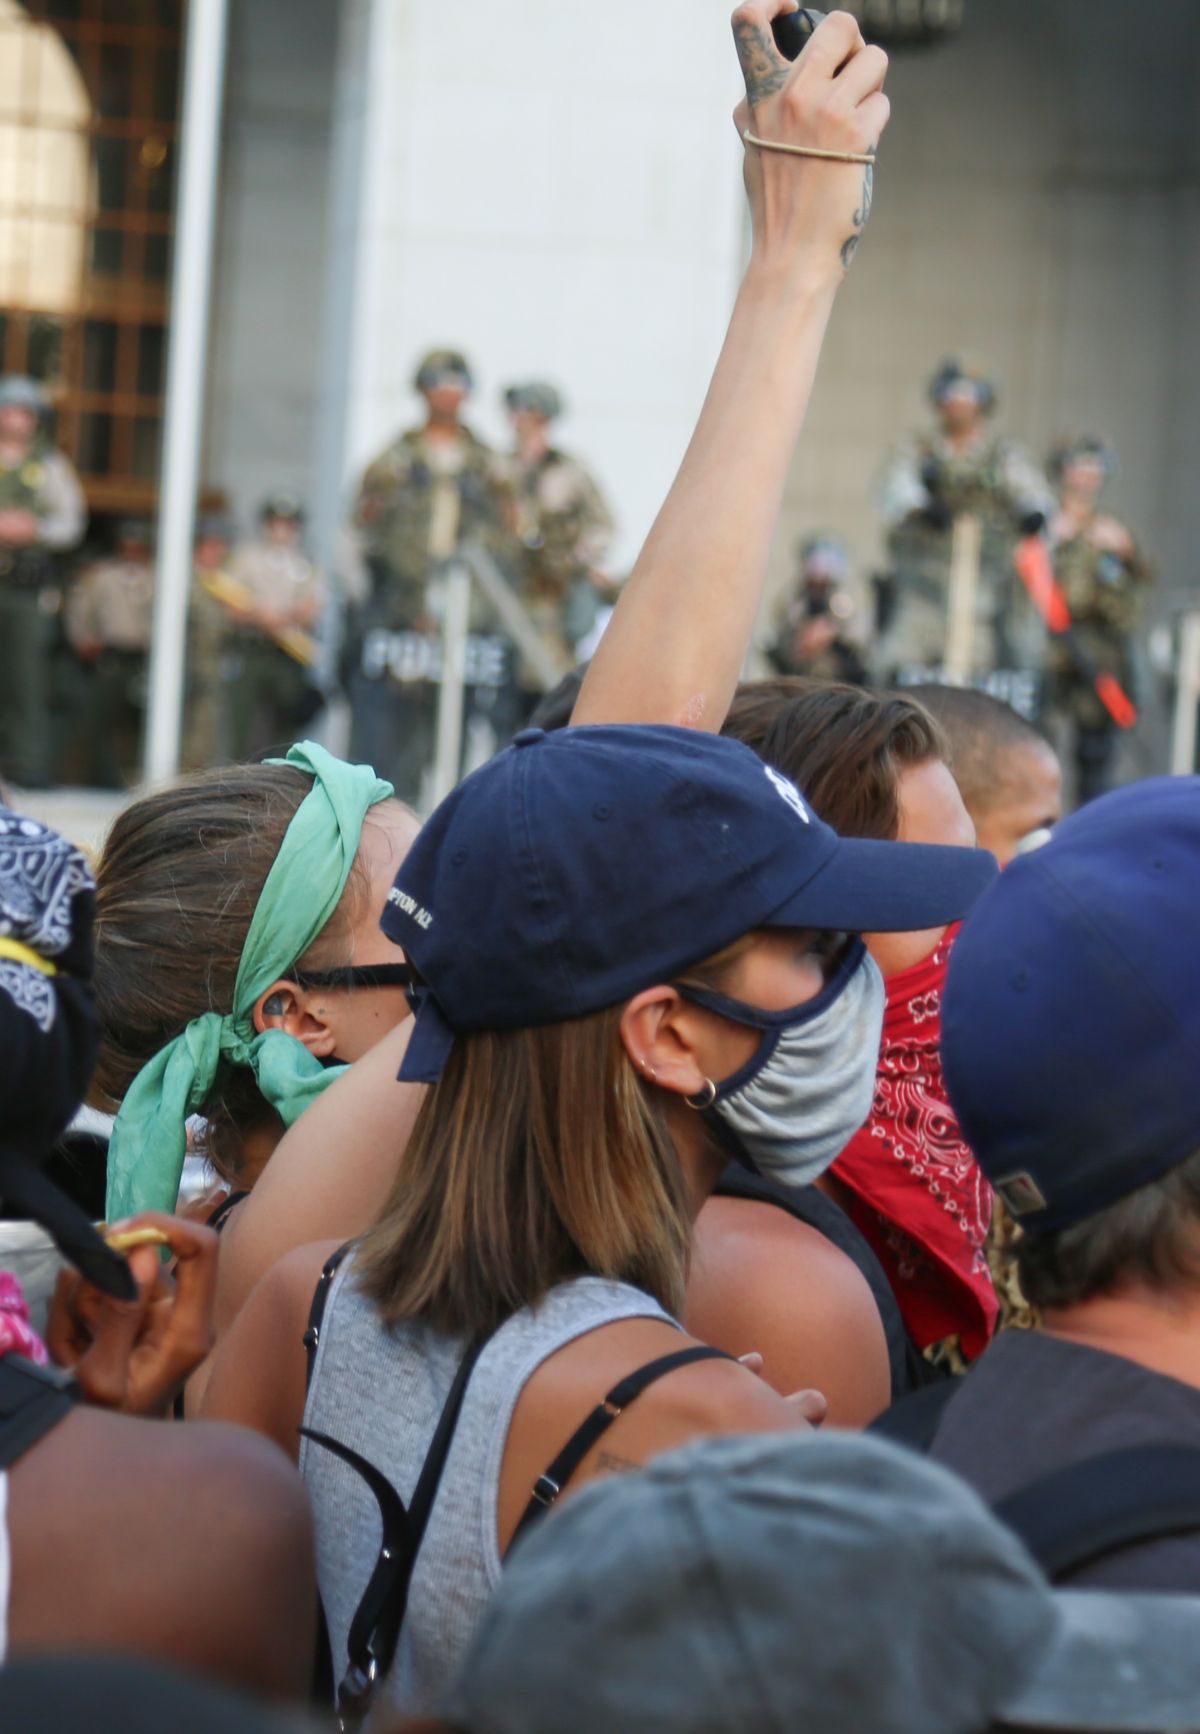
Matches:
[680,940,885,1189]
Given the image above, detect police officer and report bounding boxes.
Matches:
[348,349,512,801]
[181,516,234,770]
[64,519,155,787]
[0,377,85,786]
[766,534,867,685]
[498,380,615,712]
[222,494,326,761]
[877,360,1054,713]
[1047,436,1151,803]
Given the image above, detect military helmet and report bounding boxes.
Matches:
[0,375,50,417]
[504,380,564,421]
[927,358,996,416]
[259,491,304,524]
[1047,434,1115,484]
[795,534,849,582]
[414,348,474,393]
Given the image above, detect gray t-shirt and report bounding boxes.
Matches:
[299,1257,675,1714]
[929,1329,1200,1591]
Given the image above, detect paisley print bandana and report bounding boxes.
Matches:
[831,925,998,1361]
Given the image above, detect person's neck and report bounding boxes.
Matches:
[944,423,984,454]
[423,416,462,445]
[0,438,30,467]
[1042,1283,1200,1390]
[664,1097,727,1222]
[1058,492,1096,527]
[517,431,550,465]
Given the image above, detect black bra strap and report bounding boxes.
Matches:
[303,1241,355,1391]
[512,1344,732,1545]
[300,1334,487,1730]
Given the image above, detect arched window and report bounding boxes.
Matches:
[0,0,183,513]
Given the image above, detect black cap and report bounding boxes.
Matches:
[0,807,134,1299]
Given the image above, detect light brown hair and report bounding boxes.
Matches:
[723,678,948,840]
[93,764,376,1184]
[357,941,751,1337]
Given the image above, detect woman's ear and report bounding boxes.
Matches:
[252,980,338,1058]
[618,987,714,1100]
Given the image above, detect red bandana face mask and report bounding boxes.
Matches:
[830,925,997,1360]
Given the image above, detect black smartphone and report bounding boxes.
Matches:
[771,8,825,61]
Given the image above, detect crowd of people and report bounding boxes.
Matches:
[0,353,616,802]
[1,9,1199,1733]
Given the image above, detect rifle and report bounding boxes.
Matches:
[200,567,319,668]
[1013,536,1137,730]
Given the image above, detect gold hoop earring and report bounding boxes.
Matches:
[685,1078,717,1111]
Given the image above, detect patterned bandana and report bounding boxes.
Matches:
[0,1270,47,1365]
[831,926,998,1361]
[0,806,136,1299]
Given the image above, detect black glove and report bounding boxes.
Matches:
[1018,510,1047,537]
[921,500,953,533]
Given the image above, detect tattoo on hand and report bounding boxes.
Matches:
[733,19,790,106]
[840,158,875,269]
[596,1451,641,1476]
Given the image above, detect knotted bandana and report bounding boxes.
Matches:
[104,743,394,1220]
[831,926,998,1361]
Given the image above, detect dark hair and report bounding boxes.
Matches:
[906,685,1052,815]
[93,764,373,1184]
[1014,1149,1200,1311]
[722,678,947,840]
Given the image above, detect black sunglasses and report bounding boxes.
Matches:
[289,963,414,992]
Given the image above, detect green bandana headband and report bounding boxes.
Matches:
[105,742,395,1220]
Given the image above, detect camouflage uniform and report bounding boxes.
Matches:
[1048,458,1150,802]
[876,364,1054,716]
[348,352,514,800]
[183,545,233,771]
[64,539,154,787]
[498,446,614,689]
[222,529,326,761]
[766,535,867,686]
[0,379,85,786]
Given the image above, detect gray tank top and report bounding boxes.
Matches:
[299,1256,675,1714]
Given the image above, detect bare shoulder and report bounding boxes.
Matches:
[199,1238,344,1448]
[687,1195,891,1426]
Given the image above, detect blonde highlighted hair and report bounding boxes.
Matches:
[357,940,752,1336]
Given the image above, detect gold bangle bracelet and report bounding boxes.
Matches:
[742,129,876,166]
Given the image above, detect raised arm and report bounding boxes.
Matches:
[573,5,889,731]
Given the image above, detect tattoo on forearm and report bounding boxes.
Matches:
[596,1451,641,1476]
[840,158,875,269]
[733,19,790,106]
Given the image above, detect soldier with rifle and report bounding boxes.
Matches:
[1045,437,1151,803]
[766,534,867,685]
[219,494,325,761]
[347,349,513,802]
[876,359,1054,717]
[498,379,615,716]
[0,377,85,787]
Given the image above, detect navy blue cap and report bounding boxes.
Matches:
[942,776,1200,1235]
[384,725,996,1083]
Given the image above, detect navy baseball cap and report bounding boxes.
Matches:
[383,725,996,1082]
[942,776,1200,1234]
